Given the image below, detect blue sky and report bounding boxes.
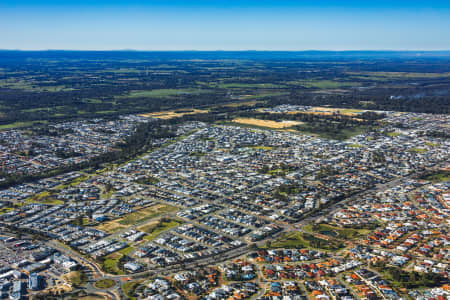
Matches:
[1,1,450,50]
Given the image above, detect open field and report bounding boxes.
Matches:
[0,78,75,92]
[118,89,210,99]
[421,170,450,183]
[26,193,64,205]
[295,124,371,140]
[410,147,428,153]
[100,247,136,275]
[138,219,183,241]
[22,105,67,113]
[386,131,402,137]
[251,146,275,150]
[232,118,303,129]
[101,252,125,275]
[0,207,14,215]
[0,51,448,127]
[348,143,364,148]
[96,204,178,233]
[347,71,450,79]
[122,281,140,300]
[307,106,365,116]
[118,205,178,225]
[215,83,286,89]
[39,198,64,205]
[288,80,361,89]
[64,270,88,288]
[45,284,72,296]
[139,108,208,119]
[241,92,289,99]
[259,106,366,116]
[303,223,371,240]
[425,142,439,147]
[0,120,48,130]
[217,100,265,107]
[119,246,135,256]
[267,231,344,251]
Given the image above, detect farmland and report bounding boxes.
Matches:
[0,51,448,130]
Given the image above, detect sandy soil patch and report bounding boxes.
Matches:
[284,106,365,116]
[79,296,108,300]
[139,109,208,119]
[136,219,159,232]
[232,118,303,128]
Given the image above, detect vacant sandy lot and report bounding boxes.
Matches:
[232,118,303,128]
[96,204,177,233]
[139,109,208,119]
[293,106,365,116]
[79,296,109,300]
[258,106,365,116]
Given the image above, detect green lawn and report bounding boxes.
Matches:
[373,265,448,290]
[103,188,117,199]
[385,131,401,137]
[41,198,64,205]
[340,109,365,114]
[101,254,125,275]
[70,217,92,227]
[142,219,182,241]
[267,231,344,251]
[410,147,427,153]
[303,223,371,240]
[348,144,363,148]
[122,281,140,300]
[25,189,65,205]
[119,246,135,256]
[100,247,135,275]
[68,270,88,288]
[94,278,116,289]
[425,142,439,147]
[421,170,450,183]
[0,207,14,215]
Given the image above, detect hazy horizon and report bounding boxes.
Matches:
[2,49,450,52]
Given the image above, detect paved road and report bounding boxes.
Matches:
[41,171,424,298]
